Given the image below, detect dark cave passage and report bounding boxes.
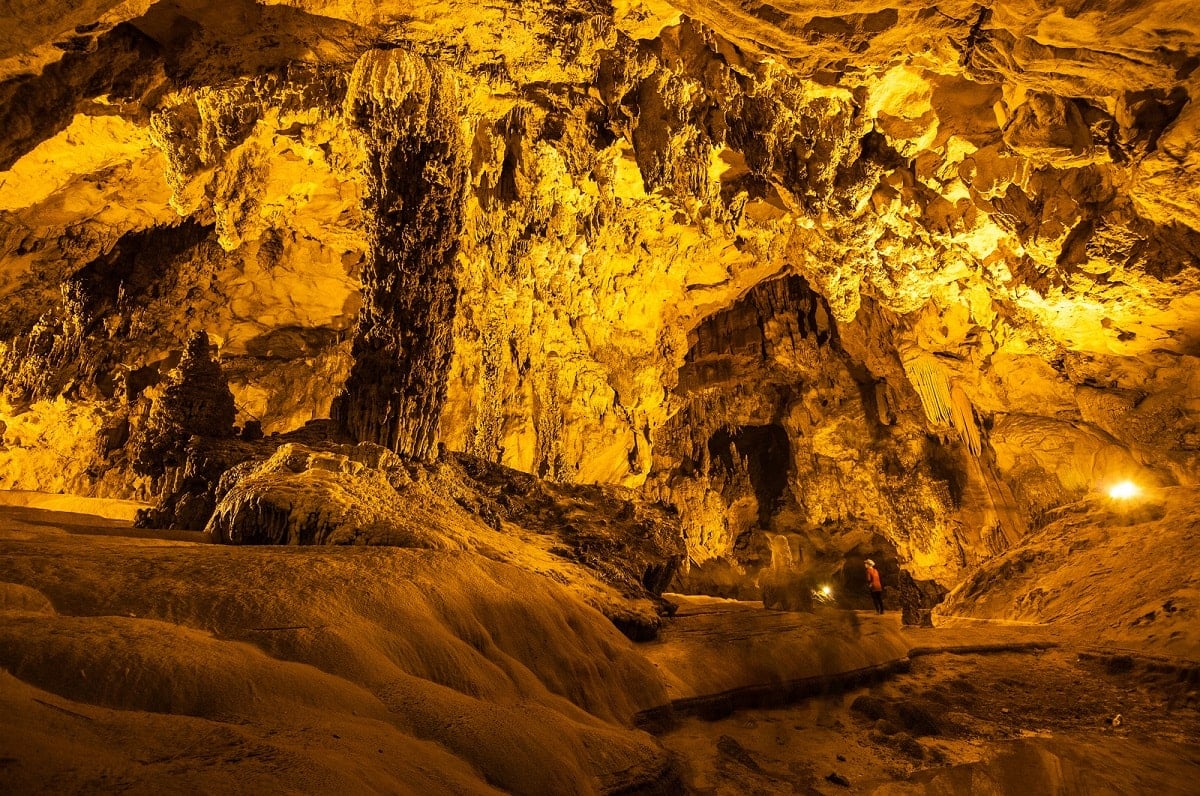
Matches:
[707,423,792,528]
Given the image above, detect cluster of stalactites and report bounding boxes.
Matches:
[900,347,982,456]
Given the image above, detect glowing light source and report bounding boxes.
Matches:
[820,585,832,597]
[1108,480,1140,500]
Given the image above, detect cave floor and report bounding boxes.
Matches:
[642,593,1130,715]
[642,598,1200,794]
[660,647,1200,795]
[3,505,1199,794]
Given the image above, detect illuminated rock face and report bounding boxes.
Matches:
[645,275,1001,598]
[1,1,1198,599]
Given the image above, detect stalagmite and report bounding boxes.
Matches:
[331,49,469,460]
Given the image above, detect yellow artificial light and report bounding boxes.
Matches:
[1108,480,1140,500]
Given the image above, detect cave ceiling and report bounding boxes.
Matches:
[0,1,1198,585]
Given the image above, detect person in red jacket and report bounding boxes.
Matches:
[865,559,884,614]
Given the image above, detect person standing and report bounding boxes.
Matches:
[865,559,884,614]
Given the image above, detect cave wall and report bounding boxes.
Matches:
[644,274,1016,596]
[0,1,1198,593]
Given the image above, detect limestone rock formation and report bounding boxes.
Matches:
[0,520,679,794]
[133,329,235,475]
[0,0,1198,622]
[3,4,1200,794]
[200,435,682,637]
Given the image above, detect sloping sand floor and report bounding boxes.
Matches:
[938,485,1200,659]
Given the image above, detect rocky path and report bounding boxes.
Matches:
[644,596,1200,794]
[639,595,1061,722]
[659,646,1200,795]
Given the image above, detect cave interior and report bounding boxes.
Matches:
[0,1,1198,793]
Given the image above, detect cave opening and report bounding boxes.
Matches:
[707,423,792,528]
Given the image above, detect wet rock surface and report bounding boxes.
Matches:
[0,508,679,795]
[194,435,684,638]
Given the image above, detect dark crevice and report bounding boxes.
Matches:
[707,424,792,527]
[0,23,162,171]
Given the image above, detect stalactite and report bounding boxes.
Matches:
[950,384,982,456]
[902,348,952,426]
[901,347,982,456]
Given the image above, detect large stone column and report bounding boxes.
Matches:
[332,49,469,459]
